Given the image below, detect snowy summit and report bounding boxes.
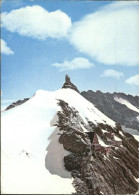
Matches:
[1,75,139,194]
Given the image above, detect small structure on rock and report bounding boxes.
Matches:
[62,74,80,93]
[86,132,122,157]
[65,74,70,83]
[86,132,111,157]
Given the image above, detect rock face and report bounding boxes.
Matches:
[54,99,139,195]
[81,90,139,131]
[5,98,29,110]
[62,74,80,93]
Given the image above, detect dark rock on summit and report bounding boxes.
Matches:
[62,74,80,93]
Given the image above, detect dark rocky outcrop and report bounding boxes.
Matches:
[81,90,139,131]
[62,74,80,93]
[5,98,29,110]
[54,99,139,195]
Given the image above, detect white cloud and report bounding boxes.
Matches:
[1,39,14,55]
[100,69,124,79]
[69,2,139,66]
[52,57,94,71]
[1,5,71,40]
[126,74,139,86]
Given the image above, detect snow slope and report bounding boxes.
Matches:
[114,96,139,113]
[1,88,115,194]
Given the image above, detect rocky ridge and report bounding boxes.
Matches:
[5,98,29,111]
[54,99,138,194]
[51,76,139,195]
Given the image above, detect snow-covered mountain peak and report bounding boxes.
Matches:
[28,87,116,127]
[1,77,139,194]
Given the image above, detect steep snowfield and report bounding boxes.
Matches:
[1,88,115,194]
[114,96,139,113]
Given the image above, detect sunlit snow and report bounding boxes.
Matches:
[1,88,115,193]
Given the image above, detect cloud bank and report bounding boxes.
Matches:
[126,74,139,86]
[70,2,139,66]
[52,57,94,71]
[100,69,124,79]
[1,39,14,55]
[1,2,139,68]
[1,5,71,40]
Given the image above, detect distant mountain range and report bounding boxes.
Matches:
[81,90,139,131]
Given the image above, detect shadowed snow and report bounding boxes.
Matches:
[45,127,71,178]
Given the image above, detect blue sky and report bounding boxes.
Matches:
[1,0,139,109]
